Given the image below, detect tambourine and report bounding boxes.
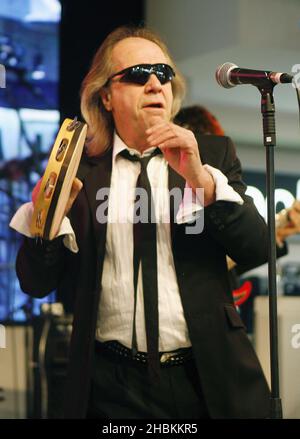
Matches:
[30,118,87,240]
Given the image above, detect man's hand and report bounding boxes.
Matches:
[276,201,300,246]
[146,121,215,206]
[31,177,83,238]
[32,177,83,215]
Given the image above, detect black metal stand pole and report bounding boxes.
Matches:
[259,86,282,419]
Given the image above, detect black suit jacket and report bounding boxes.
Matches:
[16,135,271,418]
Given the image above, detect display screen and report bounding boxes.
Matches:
[0,0,61,321]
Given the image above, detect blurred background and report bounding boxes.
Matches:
[0,0,300,419]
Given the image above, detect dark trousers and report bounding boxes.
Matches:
[87,344,210,419]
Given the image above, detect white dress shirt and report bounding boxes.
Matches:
[10,132,243,352]
[94,133,243,352]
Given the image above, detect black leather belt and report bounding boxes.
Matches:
[95,340,193,367]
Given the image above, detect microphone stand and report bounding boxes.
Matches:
[258,84,282,419]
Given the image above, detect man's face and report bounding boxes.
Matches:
[101,37,174,149]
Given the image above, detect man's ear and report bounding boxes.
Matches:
[100,88,112,111]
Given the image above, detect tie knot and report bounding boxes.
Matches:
[119,148,161,169]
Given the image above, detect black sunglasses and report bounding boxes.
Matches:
[105,63,175,86]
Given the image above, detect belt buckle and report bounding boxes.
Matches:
[160,352,177,364]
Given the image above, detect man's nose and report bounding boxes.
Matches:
[144,73,162,92]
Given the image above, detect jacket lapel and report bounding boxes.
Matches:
[168,165,185,248]
[167,139,207,248]
[82,149,113,263]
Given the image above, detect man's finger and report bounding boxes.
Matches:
[70,178,83,200]
[65,178,83,215]
[31,178,42,205]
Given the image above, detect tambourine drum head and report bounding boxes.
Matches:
[30,118,87,240]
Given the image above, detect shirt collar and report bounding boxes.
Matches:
[113,131,158,163]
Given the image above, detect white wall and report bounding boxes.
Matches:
[146,0,300,148]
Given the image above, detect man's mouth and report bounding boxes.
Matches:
[143,103,164,109]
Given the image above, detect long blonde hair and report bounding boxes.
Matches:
[80,26,186,157]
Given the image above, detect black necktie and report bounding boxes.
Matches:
[119,147,161,382]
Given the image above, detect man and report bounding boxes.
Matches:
[11,26,271,419]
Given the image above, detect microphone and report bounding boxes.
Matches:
[216,62,294,89]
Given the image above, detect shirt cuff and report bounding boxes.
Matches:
[9,202,79,253]
[176,164,244,224]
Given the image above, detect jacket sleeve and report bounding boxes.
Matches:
[235,241,288,276]
[14,158,93,299]
[204,137,269,268]
[16,235,68,298]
